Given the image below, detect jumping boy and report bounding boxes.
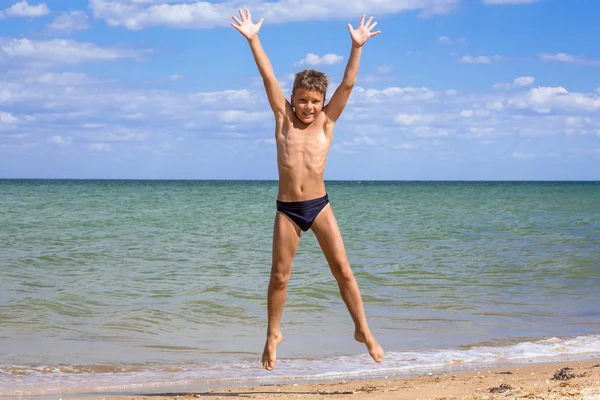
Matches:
[231,9,384,371]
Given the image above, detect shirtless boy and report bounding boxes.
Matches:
[231,9,384,371]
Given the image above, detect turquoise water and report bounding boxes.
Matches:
[1,180,600,397]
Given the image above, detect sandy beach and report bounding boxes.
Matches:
[91,359,600,400]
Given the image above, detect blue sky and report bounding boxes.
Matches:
[0,0,599,180]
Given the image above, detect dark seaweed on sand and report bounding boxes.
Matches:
[552,367,580,381]
[489,383,513,393]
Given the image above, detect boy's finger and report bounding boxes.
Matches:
[230,22,240,31]
[359,14,365,26]
[238,9,245,21]
[246,8,251,21]
[232,16,242,25]
[257,17,264,29]
[371,30,381,37]
[369,21,378,30]
[347,23,353,33]
[366,16,373,27]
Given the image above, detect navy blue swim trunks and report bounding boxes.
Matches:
[276,194,329,232]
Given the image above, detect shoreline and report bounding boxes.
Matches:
[73,358,600,400]
[4,336,600,398]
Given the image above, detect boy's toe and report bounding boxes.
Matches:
[262,360,275,370]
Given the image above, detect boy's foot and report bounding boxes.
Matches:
[354,330,384,363]
[262,332,283,371]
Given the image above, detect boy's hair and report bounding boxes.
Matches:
[292,69,328,98]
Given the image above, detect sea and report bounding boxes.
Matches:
[1,180,599,398]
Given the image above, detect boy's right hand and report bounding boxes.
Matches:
[230,9,263,40]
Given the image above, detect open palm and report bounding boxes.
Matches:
[231,9,263,40]
[348,15,381,47]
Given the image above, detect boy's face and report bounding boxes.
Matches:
[291,89,325,124]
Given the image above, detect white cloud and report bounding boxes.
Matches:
[395,113,430,125]
[514,76,535,87]
[508,86,600,114]
[34,72,90,85]
[415,127,451,138]
[0,39,141,65]
[0,10,4,18]
[89,143,112,151]
[487,101,504,111]
[540,53,574,63]
[376,66,392,74]
[564,116,592,128]
[0,70,272,144]
[437,36,451,45]
[49,135,73,145]
[0,111,19,123]
[540,53,600,66]
[97,132,147,141]
[5,1,50,17]
[279,73,296,88]
[459,55,503,64]
[512,151,535,159]
[169,74,183,81]
[1,92,18,104]
[218,110,270,123]
[342,136,387,146]
[124,112,146,120]
[2,66,600,162]
[331,143,359,154]
[392,143,417,149]
[459,109,490,118]
[47,11,90,34]
[352,87,438,104]
[90,0,458,30]
[493,76,535,90]
[483,0,541,4]
[295,53,343,66]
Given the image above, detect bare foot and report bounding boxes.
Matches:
[262,332,283,370]
[355,330,384,363]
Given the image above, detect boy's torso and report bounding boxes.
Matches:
[275,104,333,202]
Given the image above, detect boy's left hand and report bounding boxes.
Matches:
[348,15,381,47]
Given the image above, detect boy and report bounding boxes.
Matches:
[231,9,383,371]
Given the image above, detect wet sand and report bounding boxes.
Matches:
[92,359,600,400]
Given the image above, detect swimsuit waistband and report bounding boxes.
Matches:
[276,194,329,209]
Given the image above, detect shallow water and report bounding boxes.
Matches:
[1,180,599,396]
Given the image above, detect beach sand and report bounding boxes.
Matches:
[93,359,600,400]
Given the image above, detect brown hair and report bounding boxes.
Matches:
[292,69,328,98]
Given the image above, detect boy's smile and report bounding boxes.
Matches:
[291,89,324,124]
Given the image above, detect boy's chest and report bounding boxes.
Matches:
[278,113,333,154]
[281,125,329,150]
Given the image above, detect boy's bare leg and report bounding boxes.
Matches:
[311,204,384,363]
[262,212,302,370]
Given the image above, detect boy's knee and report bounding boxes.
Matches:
[330,260,353,282]
[270,270,291,287]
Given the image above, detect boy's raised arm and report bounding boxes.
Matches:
[231,9,287,116]
[325,15,381,123]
